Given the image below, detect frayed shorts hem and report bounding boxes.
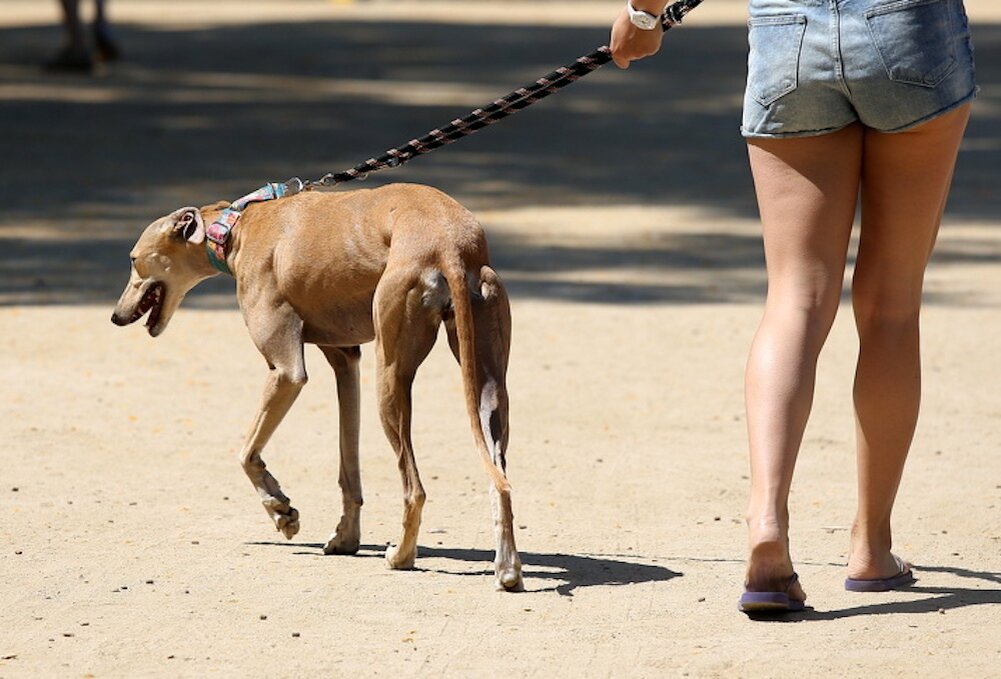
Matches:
[740,86,978,139]
[740,120,855,139]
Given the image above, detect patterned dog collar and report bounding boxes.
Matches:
[206,181,290,275]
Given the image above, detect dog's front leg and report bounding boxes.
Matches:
[319,345,363,555]
[239,303,308,539]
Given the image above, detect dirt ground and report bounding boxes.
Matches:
[1,1,1000,677]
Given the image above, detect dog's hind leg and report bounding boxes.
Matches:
[445,266,522,590]
[374,268,441,570]
[239,301,308,539]
[319,345,363,555]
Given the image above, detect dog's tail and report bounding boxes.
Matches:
[440,257,511,496]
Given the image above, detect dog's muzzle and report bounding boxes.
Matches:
[111,282,164,328]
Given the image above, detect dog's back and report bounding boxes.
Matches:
[229,183,490,348]
[230,183,488,348]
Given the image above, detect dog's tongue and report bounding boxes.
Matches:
[143,285,163,328]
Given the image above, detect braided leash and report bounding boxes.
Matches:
[281,0,705,195]
[205,0,704,275]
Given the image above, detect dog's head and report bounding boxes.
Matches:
[111,203,224,336]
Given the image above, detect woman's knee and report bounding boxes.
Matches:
[763,283,842,348]
[852,289,921,340]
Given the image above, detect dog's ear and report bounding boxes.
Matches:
[170,207,205,245]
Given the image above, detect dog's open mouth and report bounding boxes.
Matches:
[126,282,165,329]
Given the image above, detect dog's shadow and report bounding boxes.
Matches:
[247,541,682,596]
[416,545,682,596]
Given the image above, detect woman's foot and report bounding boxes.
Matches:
[746,540,807,598]
[743,521,807,609]
[846,552,915,591]
[846,549,910,580]
[846,528,916,591]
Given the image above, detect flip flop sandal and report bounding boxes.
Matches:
[844,556,916,592]
[739,572,806,614]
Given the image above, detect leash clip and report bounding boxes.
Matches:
[282,177,304,196]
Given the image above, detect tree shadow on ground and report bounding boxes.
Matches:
[1,16,999,307]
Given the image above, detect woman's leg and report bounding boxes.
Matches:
[848,104,971,580]
[744,124,864,599]
[92,0,121,61]
[58,0,84,52]
[46,0,92,70]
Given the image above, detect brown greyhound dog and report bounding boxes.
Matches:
[111,183,522,591]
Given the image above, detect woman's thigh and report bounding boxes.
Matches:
[853,103,972,314]
[747,124,863,313]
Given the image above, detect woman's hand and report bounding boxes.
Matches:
[609,5,665,69]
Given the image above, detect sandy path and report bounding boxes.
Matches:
[2,2,1000,677]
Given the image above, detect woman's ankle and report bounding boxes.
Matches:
[745,506,789,544]
[847,520,903,578]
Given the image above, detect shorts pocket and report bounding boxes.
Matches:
[747,14,807,107]
[866,0,958,87]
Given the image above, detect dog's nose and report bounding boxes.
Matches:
[111,311,126,326]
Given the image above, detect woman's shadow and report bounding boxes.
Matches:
[748,564,1001,622]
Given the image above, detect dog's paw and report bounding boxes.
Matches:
[263,497,300,539]
[495,566,524,592]
[323,532,360,555]
[276,508,300,539]
[323,514,361,555]
[385,543,417,570]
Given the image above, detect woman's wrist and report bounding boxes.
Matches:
[628,0,668,15]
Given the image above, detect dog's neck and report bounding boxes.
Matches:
[205,182,291,276]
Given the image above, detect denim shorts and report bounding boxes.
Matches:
[741,0,978,138]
